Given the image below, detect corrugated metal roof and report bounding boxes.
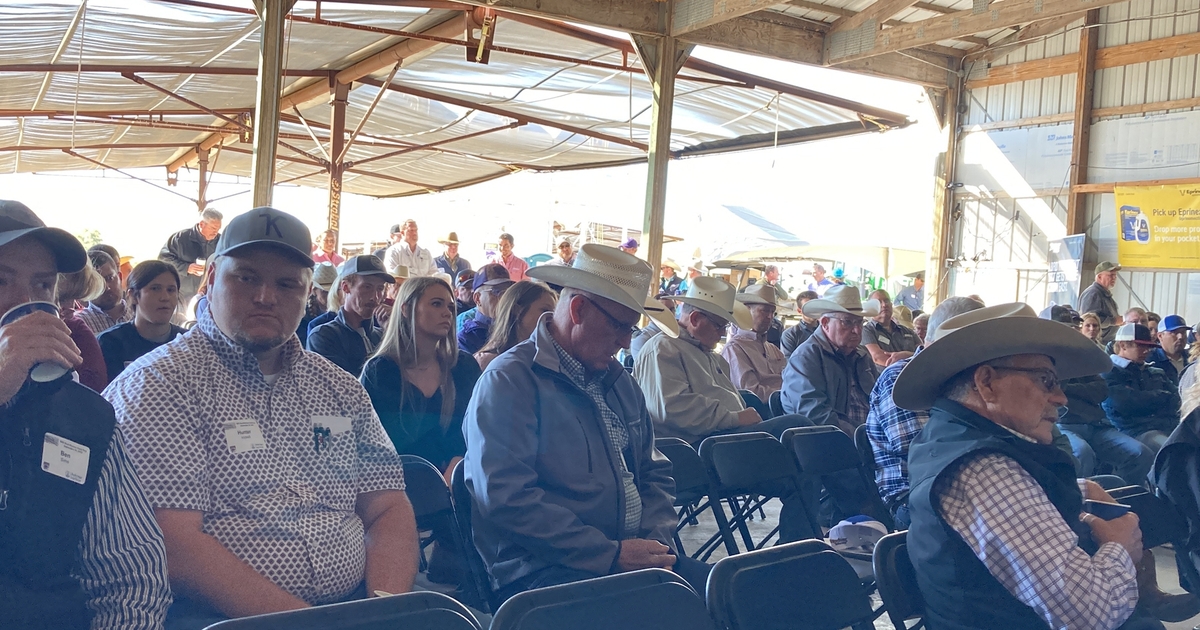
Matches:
[0,0,912,198]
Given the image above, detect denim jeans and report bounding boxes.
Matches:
[1059,424,1156,486]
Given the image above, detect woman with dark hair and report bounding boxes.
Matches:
[474,280,557,370]
[98,260,187,383]
[361,276,481,479]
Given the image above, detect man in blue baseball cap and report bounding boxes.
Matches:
[106,207,417,627]
[1148,315,1192,384]
[458,263,513,354]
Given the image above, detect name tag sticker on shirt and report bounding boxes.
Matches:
[223,420,267,454]
[312,416,353,435]
[877,335,891,346]
[41,433,90,484]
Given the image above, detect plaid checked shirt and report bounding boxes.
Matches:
[865,355,928,508]
[937,452,1138,629]
[551,338,642,538]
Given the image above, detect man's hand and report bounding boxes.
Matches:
[736,408,763,427]
[187,263,205,276]
[0,312,82,405]
[1085,512,1143,564]
[1083,480,1117,503]
[886,351,914,366]
[616,539,676,572]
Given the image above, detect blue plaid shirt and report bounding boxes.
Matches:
[865,352,929,508]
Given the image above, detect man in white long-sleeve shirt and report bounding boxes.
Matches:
[896,302,1168,630]
[383,219,435,277]
[634,277,810,445]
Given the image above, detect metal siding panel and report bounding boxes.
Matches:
[1097,67,1127,108]
[1127,0,1155,43]
[1004,83,1024,120]
[1122,62,1149,106]
[1100,2,1131,48]
[1062,73,1077,112]
[1023,79,1044,117]
[1042,76,1065,116]
[1169,55,1197,99]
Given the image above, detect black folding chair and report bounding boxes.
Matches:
[490,569,717,630]
[872,531,925,629]
[655,437,725,559]
[400,455,462,574]
[769,390,784,419]
[707,539,877,630]
[853,424,875,475]
[783,426,895,531]
[450,461,500,613]
[202,591,482,630]
[699,432,820,558]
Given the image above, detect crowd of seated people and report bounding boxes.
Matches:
[12,194,1200,630]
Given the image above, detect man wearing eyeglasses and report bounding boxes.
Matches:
[457,264,513,354]
[780,285,881,436]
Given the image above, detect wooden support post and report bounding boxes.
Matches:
[196,146,209,211]
[327,81,349,236]
[632,34,692,294]
[929,81,961,307]
[1067,10,1099,236]
[250,0,295,208]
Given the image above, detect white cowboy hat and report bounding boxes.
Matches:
[893,302,1112,411]
[312,262,338,292]
[673,276,753,330]
[528,244,679,337]
[688,258,705,273]
[661,258,682,272]
[801,284,879,319]
[736,283,796,315]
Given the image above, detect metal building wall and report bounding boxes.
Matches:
[952,0,1200,319]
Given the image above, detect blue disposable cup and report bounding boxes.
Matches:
[0,301,71,383]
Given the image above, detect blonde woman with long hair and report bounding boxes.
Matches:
[360,276,481,483]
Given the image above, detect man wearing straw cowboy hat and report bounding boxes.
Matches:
[433,231,471,280]
[463,244,710,601]
[721,283,792,401]
[899,303,1162,629]
[780,284,880,436]
[635,276,812,444]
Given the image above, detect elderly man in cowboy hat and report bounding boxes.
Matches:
[862,289,921,368]
[433,231,470,280]
[721,283,792,401]
[659,259,683,296]
[635,277,812,444]
[898,303,1167,629]
[462,244,709,601]
[780,285,881,435]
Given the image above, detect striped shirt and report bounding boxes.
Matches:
[76,429,172,629]
[77,301,133,337]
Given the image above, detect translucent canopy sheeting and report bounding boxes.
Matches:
[0,0,911,198]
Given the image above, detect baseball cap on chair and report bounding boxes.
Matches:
[215,207,312,267]
[0,200,87,273]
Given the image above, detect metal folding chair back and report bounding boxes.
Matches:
[853,424,876,475]
[769,390,784,418]
[490,569,716,630]
[450,460,500,613]
[872,531,925,629]
[783,426,895,531]
[707,540,877,630]
[202,590,482,630]
[656,437,722,558]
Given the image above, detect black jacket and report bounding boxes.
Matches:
[307,309,382,377]
[0,377,116,629]
[1102,358,1180,437]
[158,225,218,301]
[1058,374,1111,427]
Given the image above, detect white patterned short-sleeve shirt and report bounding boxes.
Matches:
[103,308,406,605]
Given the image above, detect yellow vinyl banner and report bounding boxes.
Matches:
[1114,184,1200,270]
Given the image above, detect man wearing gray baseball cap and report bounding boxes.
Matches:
[105,207,418,627]
[0,200,170,628]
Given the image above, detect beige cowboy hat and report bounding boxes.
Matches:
[437,232,460,245]
[736,283,796,316]
[687,258,705,273]
[528,244,679,337]
[673,276,753,330]
[389,264,409,279]
[661,258,682,272]
[312,261,338,292]
[893,304,914,328]
[801,284,880,319]
[893,302,1111,411]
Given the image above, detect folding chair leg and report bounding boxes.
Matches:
[708,492,742,556]
[726,497,756,551]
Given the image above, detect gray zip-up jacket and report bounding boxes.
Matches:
[781,327,879,434]
[462,320,677,590]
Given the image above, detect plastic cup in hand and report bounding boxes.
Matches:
[0,301,70,383]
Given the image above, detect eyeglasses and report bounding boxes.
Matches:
[582,295,639,337]
[827,316,864,329]
[991,366,1060,393]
